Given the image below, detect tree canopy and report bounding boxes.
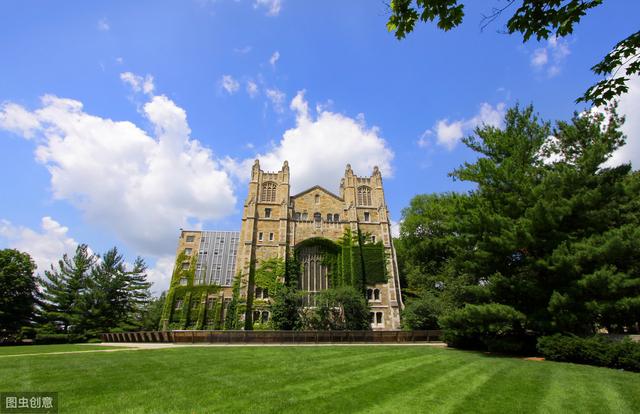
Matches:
[398,104,640,339]
[0,249,38,338]
[386,1,639,106]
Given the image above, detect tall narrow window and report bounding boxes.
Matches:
[258,232,263,241]
[374,289,380,301]
[326,213,333,222]
[261,181,277,203]
[376,312,383,325]
[264,208,271,218]
[269,232,274,241]
[315,194,320,204]
[357,186,372,206]
[364,212,370,222]
[313,212,321,222]
[333,214,339,222]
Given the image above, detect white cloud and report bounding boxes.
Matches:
[224,90,394,194]
[606,74,640,168]
[265,88,286,113]
[254,0,282,16]
[424,102,506,151]
[0,102,41,139]
[531,48,548,68]
[0,92,237,257]
[97,18,110,31]
[530,36,570,78]
[390,220,401,238]
[269,51,280,67]
[120,72,155,95]
[0,217,78,275]
[246,80,259,98]
[146,255,176,296]
[220,75,240,94]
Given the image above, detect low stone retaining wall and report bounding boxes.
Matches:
[101,330,443,344]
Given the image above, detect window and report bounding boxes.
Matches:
[294,212,301,220]
[333,214,339,222]
[263,288,269,298]
[186,235,195,242]
[315,194,320,204]
[364,212,370,222]
[264,208,271,218]
[301,213,308,220]
[376,312,383,325]
[261,181,277,202]
[269,232,274,241]
[371,235,376,243]
[184,248,192,256]
[326,213,333,222]
[175,299,183,310]
[374,289,380,301]
[179,277,187,286]
[255,287,263,299]
[261,311,269,323]
[258,232,263,241]
[366,288,373,301]
[357,186,372,206]
[314,212,321,222]
[181,262,189,270]
[369,312,375,323]
[253,310,261,322]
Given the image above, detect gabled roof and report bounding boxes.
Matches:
[291,185,344,201]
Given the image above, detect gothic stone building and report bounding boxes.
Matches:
[161,160,403,330]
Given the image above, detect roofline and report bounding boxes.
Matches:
[291,185,344,201]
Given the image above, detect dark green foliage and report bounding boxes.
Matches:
[269,283,301,330]
[440,303,529,353]
[40,245,152,338]
[386,1,636,106]
[538,334,640,372]
[399,105,639,354]
[224,276,241,330]
[401,294,445,330]
[40,244,97,333]
[305,286,371,331]
[138,292,165,331]
[0,249,38,339]
[34,333,87,344]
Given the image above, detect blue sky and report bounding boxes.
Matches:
[1,0,638,293]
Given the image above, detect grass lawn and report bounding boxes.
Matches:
[0,344,129,356]
[1,345,638,413]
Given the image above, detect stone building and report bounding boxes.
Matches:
[161,160,403,330]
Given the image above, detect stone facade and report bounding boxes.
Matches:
[236,160,403,330]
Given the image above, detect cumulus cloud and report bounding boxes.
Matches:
[0,103,41,138]
[0,89,237,257]
[220,75,240,94]
[146,255,176,295]
[246,80,259,98]
[423,102,506,150]
[224,90,394,194]
[265,88,286,113]
[606,74,640,169]
[0,217,78,275]
[254,0,282,16]
[531,36,570,78]
[269,51,280,67]
[97,18,110,31]
[120,72,155,95]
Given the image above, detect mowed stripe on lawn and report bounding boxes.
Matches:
[1,346,638,413]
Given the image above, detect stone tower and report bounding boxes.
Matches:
[236,160,403,330]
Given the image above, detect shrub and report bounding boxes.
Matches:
[401,295,443,330]
[35,333,86,344]
[439,303,529,353]
[537,334,640,371]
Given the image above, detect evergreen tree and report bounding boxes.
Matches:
[40,244,96,333]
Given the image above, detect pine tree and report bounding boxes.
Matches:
[40,244,96,333]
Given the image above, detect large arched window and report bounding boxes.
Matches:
[261,181,277,203]
[357,186,372,206]
[297,246,328,306]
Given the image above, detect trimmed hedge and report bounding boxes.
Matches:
[537,334,640,372]
[439,303,534,354]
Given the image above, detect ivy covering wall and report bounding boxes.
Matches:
[160,251,221,330]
